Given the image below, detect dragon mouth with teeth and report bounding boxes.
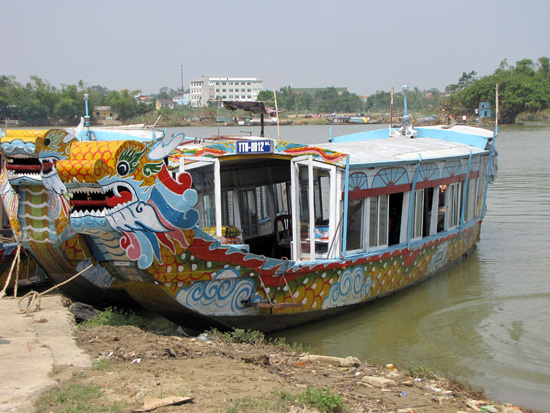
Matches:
[69,182,138,218]
[6,156,42,174]
[1,131,45,182]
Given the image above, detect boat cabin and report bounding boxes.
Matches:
[175,129,492,263]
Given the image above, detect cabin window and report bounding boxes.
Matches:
[274,182,290,215]
[202,194,215,227]
[463,177,478,222]
[388,192,403,246]
[411,190,424,240]
[368,195,388,248]
[239,189,258,237]
[238,185,272,239]
[256,185,271,237]
[446,182,462,229]
[186,163,217,230]
[346,198,364,251]
[423,187,435,237]
[298,165,331,257]
[437,185,446,232]
[256,186,269,222]
[293,159,335,260]
[221,190,235,227]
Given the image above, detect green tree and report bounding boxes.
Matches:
[18,76,58,124]
[536,57,550,79]
[55,97,80,122]
[105,89,145,121]
[0,75,22,120]
[448,56,550,124]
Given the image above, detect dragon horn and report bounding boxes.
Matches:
[147,133,186,161]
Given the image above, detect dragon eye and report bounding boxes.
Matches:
[117,161,130,176]
[44,138,51,147]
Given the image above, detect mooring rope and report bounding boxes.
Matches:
[17,264,93,314]
[0,244,22,299]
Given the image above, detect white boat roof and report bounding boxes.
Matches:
[319,135,488,167]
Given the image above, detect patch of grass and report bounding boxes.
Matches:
[209,328,310,353]
[209,328,266,346]
[226,396,271,412]
[447,375,486,399]
[35,381,125,412]
[268,336,311,353]
[297,387,345,413]
[91,358,113,371]
[407,363,438,380]
[78,307,170,332]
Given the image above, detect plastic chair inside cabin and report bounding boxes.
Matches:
[272,214,292,257]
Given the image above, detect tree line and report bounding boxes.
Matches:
[445,57,550,124]
[1,56,549,126]
[256,86,442,116]
[0,77,153,125]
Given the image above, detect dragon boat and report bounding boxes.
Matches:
[32,100,497,332]
[0,124,163,305]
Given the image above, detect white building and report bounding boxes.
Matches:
[189,76,264,107]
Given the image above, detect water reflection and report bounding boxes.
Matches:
[271,250,489,375]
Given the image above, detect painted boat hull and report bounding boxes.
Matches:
[98,223,480,333]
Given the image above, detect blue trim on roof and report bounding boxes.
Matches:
[330,126,490,149]
[414,127,489,149]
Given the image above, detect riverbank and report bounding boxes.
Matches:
[0,293,535,412]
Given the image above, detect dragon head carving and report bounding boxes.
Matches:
[37,132,199,269]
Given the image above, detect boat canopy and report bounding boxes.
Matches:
[320,136,487,168]
[331,125,494,150]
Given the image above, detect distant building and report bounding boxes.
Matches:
[94,106,116,120]
[478,102,492,118]
[173,93,190,106]
[156,99,177,110]
[189,76,264,107]
[135,94,154,104]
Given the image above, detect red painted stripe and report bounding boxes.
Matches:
[346,171,480,200]
[6,164,41,171]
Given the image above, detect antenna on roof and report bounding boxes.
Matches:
[402,85,409,125]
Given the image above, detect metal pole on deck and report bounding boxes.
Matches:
[273,85,280,140]
[83,93,90,141]
[390,87,394,134]
[482,84,499,217]
[402,85,409,125]
[260,112,265,137]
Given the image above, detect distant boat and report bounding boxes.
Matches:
[31,87,498,332]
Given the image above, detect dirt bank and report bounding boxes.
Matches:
[36,324,530,412]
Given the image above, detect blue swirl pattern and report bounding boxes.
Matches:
[175,277,259,315]
[322,266,372,309]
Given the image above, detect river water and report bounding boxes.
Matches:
[170,123,550,410]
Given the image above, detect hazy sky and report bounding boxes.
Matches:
[2,0,548,96]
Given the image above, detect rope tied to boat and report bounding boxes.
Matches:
[17,264,93,314]
[0,244,22,299]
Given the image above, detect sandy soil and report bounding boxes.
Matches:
[37,324,530,412]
